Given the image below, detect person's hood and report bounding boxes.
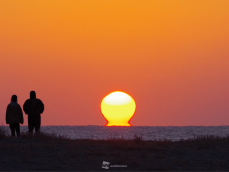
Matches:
[10,102,18,106]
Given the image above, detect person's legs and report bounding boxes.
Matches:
[9,124,16,137]
[15,123,20,137]
[28,122,35,134]
[34,122,41,133]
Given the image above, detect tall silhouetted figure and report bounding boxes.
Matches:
[23,91,44,133]
[6,95,24,137]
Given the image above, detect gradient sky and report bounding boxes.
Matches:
[1,0,229,126]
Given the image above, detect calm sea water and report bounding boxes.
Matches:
[2,126,229,141]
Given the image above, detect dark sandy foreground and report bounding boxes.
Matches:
[1,130,229,171]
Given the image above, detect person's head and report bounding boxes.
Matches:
[30,91,36,99]
[11,95,17,102]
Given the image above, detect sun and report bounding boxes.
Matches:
[101,91,136,126]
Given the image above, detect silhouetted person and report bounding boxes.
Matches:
[23,91,44,133]
[6,95,24,137]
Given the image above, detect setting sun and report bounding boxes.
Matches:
[101,91,136,126]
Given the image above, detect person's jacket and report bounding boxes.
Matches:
[6,102,24,124]
[23,98,44,123]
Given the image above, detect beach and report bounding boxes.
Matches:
[1,129,229,171]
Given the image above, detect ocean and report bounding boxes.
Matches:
[3,126,229,141]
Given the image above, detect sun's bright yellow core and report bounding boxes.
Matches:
[101,91,136,126]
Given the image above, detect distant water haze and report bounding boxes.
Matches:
[2,126,229,141]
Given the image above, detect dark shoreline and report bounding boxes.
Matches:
[1,128,229,171]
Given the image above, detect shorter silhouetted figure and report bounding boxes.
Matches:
[23,91,44,133]
[6,95,24,137]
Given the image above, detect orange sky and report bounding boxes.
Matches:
[1,0,229,126]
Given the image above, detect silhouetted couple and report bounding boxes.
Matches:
[6,91,44,137]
